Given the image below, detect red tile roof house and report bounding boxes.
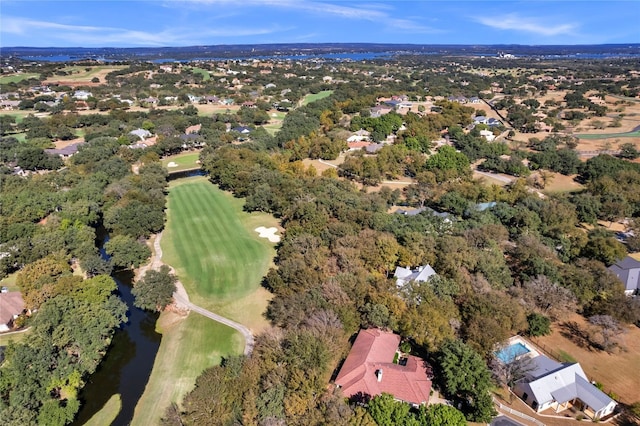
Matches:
[334,328,432,406]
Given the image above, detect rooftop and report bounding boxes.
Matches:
[335,328,432,406]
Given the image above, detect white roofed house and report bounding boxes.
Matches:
[513,355,617,420]
[393,265,437,288]
[73,90,92,100]
[500,337,617,421]
[129,128,152,141]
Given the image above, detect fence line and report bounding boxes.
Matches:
[493,398,546,426]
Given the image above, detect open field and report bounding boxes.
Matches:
[44,65,126,84]
[0,73,40,84]
[532,313,640,404]
[83,394,121,426]
[161,176,277,326]
[301,90,333,105]
[190,67,211,81]
[540,173,584,193]
[161,151,202,172]
[195,103,240,116]
[131,312,242,426]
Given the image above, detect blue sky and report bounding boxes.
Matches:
[1,1,638,47]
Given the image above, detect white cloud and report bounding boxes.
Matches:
[1,17,108,35]
[0,15,283,46]
[166,0,440,33]
[475,14,577,37]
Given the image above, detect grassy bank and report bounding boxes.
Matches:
[83,394,121,426]
[131,312,242,426]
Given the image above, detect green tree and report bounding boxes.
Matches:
[437,339,495,422]
[527,313,551,337]
[367,393,416,426]
[132,265,177,311]
[425,145,471,182]
[618,142,639,160]
[581,236,626,266]
[419,403,467,426]
[104,234,151,269]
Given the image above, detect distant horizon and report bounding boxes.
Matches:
[3,42,640,50]
[1,1,638,48]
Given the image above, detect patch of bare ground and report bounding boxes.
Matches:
[194,103,240,115]
[531,313,640,405]
[53,137,84,149]
[539,173,584,193]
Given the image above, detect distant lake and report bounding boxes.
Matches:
[18,51,640,63]
[18,51,394,63]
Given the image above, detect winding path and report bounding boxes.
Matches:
[142,231,255,356]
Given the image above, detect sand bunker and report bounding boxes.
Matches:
[255,226,280,243]
[167,161,178,168]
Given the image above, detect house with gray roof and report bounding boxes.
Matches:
[393,265,437,287]
[129,128,152,141]
[513,354,617,420]
[608,256,640,295]
[45,142,85,159]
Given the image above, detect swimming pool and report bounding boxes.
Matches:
[495,342,530,363]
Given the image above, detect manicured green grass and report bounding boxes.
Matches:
[0,328,31,346]
[1,111,34,124]
[161,151,202,172]
[132,177,276,424]
[270,111,287,120]
[263,122,283,135]
[83,394,121,426]
[131,312,242,426]
[301,90,333,106]
[161,177,276,306]
[0,272,19,292]
[0,73,40,84]
[577,130,640,139]
[190,67,211,81]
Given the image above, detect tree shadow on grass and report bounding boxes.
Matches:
[559,321,598,351]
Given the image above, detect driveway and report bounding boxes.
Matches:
[491,415,526,426]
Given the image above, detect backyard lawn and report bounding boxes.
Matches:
[533,313,640,404]
[0,328,31,346]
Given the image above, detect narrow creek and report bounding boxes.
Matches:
[72,234,161,426]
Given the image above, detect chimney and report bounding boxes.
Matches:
[376,369,383,382]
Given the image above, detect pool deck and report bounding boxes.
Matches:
[504,336,541,359]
